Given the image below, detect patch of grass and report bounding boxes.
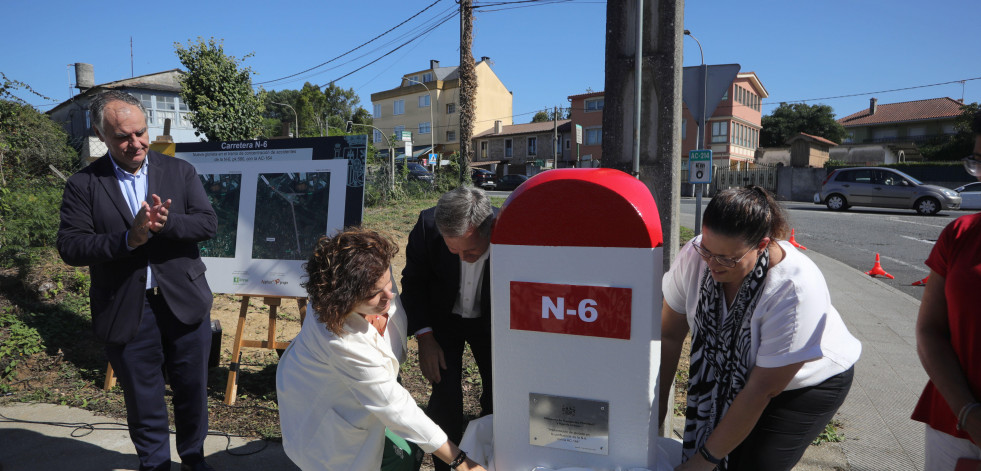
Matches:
[813,419,845,444]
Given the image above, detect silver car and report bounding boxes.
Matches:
[815,167,961,215]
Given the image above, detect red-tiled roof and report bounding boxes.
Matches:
[473,119,571,138]
[567,91,605,101]
[837,97,964,126]
[787,132,838,147]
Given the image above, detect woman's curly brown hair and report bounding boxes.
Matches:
[302,227,398,335]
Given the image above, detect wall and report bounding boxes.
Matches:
[775,166,828,202]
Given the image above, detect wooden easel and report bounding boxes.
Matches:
[102,295,307,403]
[223,295,306,405]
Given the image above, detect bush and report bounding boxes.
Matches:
[0,177,64,267]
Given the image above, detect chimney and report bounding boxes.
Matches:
[430,59,440,70]
[869,98,878,115]
[480,56,490,63]
[74,63,94,92]
[494,120,503,134]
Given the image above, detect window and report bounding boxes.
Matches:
[505,139,513,157]
[721,90,728,101]
[373,129,383,143]
[565,139,570,149]
[156,96,176,111]
[446,103,456,114]
[394,100,405,115]
[373,104,382,118]
[418,95,430,108]
[527,137,537,155]
[711,121,728,143]
[682,118,687,140]
[584,97,604,112]
[422,73,433,82]
[419,122,431,134]
[480,141,488,159]
[446,130,456,141]
[394,125,405,139]
[585,127,602,146]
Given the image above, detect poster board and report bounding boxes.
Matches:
[174,136,366,296]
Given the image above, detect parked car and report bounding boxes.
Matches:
[396,162,434,183]
[955,182,981,210]
[471,168,497,190]
[814,167,961,215]
[496,174,529,191]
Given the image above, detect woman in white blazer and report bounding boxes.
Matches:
[277,228,486,471]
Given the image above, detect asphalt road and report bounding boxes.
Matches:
[679,197,977,300]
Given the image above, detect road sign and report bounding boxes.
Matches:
[688,149,712,184]
[575,124,583,144]
[400,131,412,142]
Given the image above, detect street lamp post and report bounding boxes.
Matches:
[404,77,436,170]
[684,29,708,236]
[350,121,398,190]
[271,102,298,138]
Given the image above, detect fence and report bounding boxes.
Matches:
[681,163,778,195]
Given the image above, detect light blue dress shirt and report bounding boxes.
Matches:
[110,152,155,290]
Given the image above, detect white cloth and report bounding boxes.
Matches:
[452,249,488,318]
[276,289,446,470]
[924,423,981,471]
[662,238,861,390]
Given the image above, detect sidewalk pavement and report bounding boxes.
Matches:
[0,248,927,471]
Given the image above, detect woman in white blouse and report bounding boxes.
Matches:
[659,186,861,471]
[277,228,486,471]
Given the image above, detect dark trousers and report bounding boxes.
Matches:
[104,292,212,471]
[726,366,854,471]
[427,314,493,471]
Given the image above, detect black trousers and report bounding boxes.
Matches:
[426,314,493,471]
[726,366,854,471]
[104,292,212,471]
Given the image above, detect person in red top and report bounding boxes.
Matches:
[913,108,981,470]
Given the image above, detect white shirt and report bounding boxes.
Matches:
[662,237,862,390]
[276,293,446,470]
[452,249,488,319]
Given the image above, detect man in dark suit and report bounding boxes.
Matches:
[401,187,498,471]
[57,90,217,471]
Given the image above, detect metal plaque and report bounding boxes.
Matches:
[529,392,609,455]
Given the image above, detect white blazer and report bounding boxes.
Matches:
[276,277,447,470]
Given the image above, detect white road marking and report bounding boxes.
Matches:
[899,235,935,245]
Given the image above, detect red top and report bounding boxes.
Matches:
[491,168,663,248]
[911,212,981,443]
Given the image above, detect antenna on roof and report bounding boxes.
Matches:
[130,37,134,78]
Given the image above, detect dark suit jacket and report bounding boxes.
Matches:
[400,206,497,335]
[57,152,217,344]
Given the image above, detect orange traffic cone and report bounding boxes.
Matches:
[865,253,895,279]
[788,229,807,250]
[912,276,929,286]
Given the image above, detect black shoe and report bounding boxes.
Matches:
[180,461,216,471]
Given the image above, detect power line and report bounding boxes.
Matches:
[762,76,981,108]
[254,0,445,86]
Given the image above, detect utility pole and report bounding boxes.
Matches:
[553,106,559,166]
[602,0,683,441]
[602,0,683,273]
[458,0,475,183]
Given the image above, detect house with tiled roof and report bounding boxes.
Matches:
[472,119,570,172]
[47,65,202,162]
[370,58,512,159]
[834,97,965,162]
[565,71,768,168]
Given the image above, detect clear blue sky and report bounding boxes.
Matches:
[4,0,979,124]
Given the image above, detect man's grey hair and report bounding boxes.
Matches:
[435,186,494,238]
[89,90,146,135]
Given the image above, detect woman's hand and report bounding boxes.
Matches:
[675,453,717,471]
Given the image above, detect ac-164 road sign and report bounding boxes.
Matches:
[688,149,712,184]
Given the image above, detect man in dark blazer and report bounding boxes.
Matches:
[401,186,498,471]
[57,90,217,471]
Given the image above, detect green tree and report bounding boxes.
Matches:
[175,37,266,141]
[531,108,569,123]
[531,110,550,123]
[262,83,367,138]
[0,73,77,184]
[920,102,980,161]
[760,103,847,147]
